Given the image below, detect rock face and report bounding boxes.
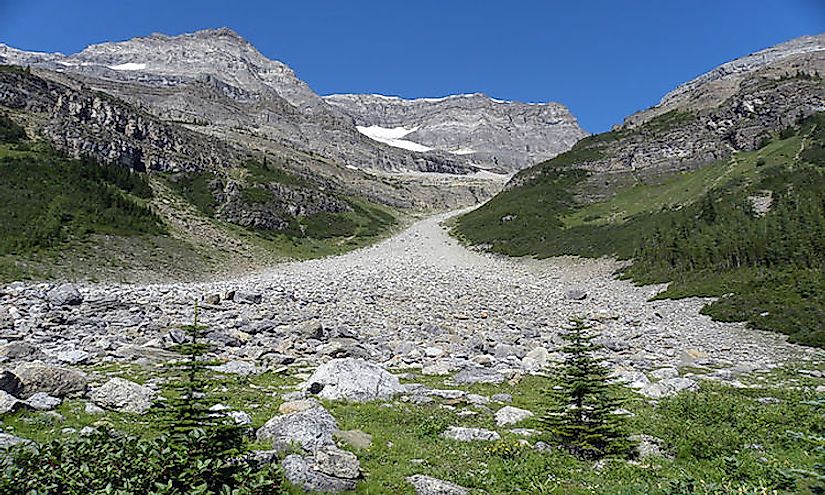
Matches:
[325,93,587,172]
[511,34,825,198]
[625,34,825,127]
[305,358,402,402]
[12,362,88,399]
[89,377,157,414]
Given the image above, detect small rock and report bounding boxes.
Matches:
[0,432,30,449]
[235,291,262,304]
[334,429,373,450]
[449,366,504,385]
[25,392,61,411]
[651,368,679,380]
[441,426,500,442]
[204,293,221,305]
[0,390,28,414]
[209,360,260,376]
[639,377,698,399]
[491,393,513,403]
[564,289,588,301]
[406,475,469,495]
[84,402,105,415]
[630,434,671,460]
[55,349,92,365]
[279,399,321,415]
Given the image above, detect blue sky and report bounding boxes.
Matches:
[1,1,822,132]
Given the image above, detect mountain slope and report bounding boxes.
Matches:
[324,92,587,172]
[454,34,825,347]
[0,28,582,177]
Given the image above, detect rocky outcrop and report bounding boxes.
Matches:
[326,93,587,172]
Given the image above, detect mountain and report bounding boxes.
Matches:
[454,34,825,348]
[0,28,581,176]
[324,92,586,172]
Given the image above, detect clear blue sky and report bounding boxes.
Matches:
[1,1,822,132]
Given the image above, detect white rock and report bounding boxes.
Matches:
[495,406,534,426]
[441,426,500,442]
[89,377,157,414]
[305,358,401,402]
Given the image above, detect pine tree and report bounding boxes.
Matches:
[542,319,632,460]
[156,302,251,491]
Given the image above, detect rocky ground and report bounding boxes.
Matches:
[1,210,824,493]
[2,209,819,375]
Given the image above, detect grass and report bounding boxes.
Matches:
[3,362,823,494]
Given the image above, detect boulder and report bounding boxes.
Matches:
[305,358,401,402]
[208,360,260,377]
[494,406,534,426]
[257,405,338,452]
[0,390,28,415]
[314,446,360,479]
[406,475,469,495]
[235,291,263,304]
[564,289,588,301]
[441,426,500,442]
[448,366,505,385]
[522,347,550,372]
[89,377,157,414]
[0,432,30,449]
[13,362,87,398]
[0,342,45,362]
[281,454,356,493]
[0,370,22,396]
[55,349,92,365]
[46,283,83,306]
[25,392,61,411]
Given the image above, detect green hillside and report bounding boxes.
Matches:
[455,112,825,348]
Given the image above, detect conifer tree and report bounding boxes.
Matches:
[156,302,250,491]
[542,319,632,460]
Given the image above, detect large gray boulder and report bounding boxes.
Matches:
[407,475,469,495]
[12,362,88,398]
[89,377,157,414]
[46,283,83,306]
[256,404,338,452]
[305,358,401,402]
[314,446,360,479]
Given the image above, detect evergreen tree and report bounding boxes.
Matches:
[155,302,256,492]
[542,319,632,460]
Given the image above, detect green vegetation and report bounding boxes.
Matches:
[166,171,220,215]
[542,321,631,459]
[0,112,26,143]
[1,314,285,495]
[0,141,163,257]
[3,359,822,494]
[456,112,825,348]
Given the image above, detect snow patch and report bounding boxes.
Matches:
[109,62,146,71]
[356,125,432,152]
